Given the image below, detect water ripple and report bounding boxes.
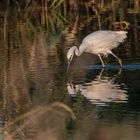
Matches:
[88,63,140,70]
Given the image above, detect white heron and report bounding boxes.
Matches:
[67,30,127,68]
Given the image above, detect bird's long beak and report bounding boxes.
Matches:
[67,59,72,70]
[67,55,73,71]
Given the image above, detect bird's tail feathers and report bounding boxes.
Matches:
[116,31,128,42]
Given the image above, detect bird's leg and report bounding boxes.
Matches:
[98,68,105,80]
[98,54,105,67]
[109,51,122,67]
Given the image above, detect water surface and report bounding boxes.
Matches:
[0,1,140,140]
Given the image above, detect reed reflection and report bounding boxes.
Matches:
[68,69,128,106]
[0,22,64,138]
[4,102,76,140]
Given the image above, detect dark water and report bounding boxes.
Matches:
[0,1,140,140]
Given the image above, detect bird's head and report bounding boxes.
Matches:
[67,46,77,69]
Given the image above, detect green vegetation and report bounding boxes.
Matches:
[0,0,140,31]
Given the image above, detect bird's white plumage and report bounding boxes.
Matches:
[80,30,127,55]
[67,30,127,67]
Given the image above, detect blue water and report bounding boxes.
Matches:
[88,63,140,70]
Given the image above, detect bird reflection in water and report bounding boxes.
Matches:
[67,69,128,106]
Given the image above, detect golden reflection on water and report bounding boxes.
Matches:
[0,23,68,140]
[0,0,140,140]
[4,102,76,140]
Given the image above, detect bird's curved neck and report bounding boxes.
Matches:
[74,46,82,56]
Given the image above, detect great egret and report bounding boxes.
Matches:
[67,30,127,68]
